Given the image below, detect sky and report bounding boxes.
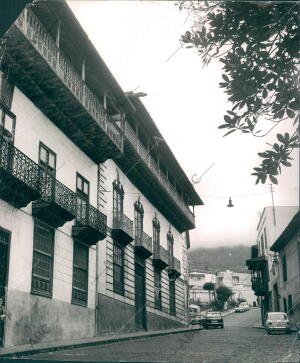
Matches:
[67,0,299,249]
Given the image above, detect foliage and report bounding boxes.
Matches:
[179,1,300,184]
[210,299,224,311]
[216,285,234,303]
[202,282,215,291]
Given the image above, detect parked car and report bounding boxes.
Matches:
[203,311,224,329]
[240,302,250,311]
[235,305,245,313]
[189,305,202,325]
[266,312,291,334]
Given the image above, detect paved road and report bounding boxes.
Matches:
[24,309,300,363]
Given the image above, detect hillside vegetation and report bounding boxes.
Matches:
[188,245,251,273]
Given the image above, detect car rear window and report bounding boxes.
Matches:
[268,313,287,320]
[206,313,221,317]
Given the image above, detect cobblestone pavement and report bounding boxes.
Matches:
[23,309,300,363]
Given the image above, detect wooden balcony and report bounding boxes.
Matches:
[111,211,134,246]
[152,245,169,270]
[134,230,152,259]
[168,257,181,279]
[72,204,107,245]
[0,135,40,208]
[251,277,268,296]
[120,122,195,233]
[32,171,76,228]
[3,8,123,163]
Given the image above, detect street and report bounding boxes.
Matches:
[21,308,300,363]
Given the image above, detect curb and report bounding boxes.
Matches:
[0,327,203,358]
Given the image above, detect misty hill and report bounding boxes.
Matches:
[188,245,251,273]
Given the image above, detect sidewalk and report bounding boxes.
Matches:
[0,325,203,358]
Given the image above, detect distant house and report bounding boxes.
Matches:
[189,272,216,303]
[216,270,256,306]
[270,211,300,329]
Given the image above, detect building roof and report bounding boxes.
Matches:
[270,211,300,252]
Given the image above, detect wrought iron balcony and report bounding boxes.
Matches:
[134,230,152,259]
[123,122,195,232]
[251,277,268,296]
[32,171,76,228]
[4,8,123,163]
[152,244,169,270]
[0,135,40,208]
[72,204,107,245]
[111,211,134,246]
[168,256,181,279]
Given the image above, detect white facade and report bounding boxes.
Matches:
[189,272,216,303]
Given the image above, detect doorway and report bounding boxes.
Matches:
[0,228,10,346]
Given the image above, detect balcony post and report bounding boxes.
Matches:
[56,21,61,48]
[81,59,86,82]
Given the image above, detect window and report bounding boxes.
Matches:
[288,294,293,315]
[283,297,287,313]
[0,105,15,141]
[113,241,124,295]
[152,217,160,255]
[31,221,54,297]
[154,268,162,310]
[72,242,89,306]
[76,173,90,223]
[113,179,124,215]
[169,279,176,316]
[282,254,287,282]
[134,200,144,241]
[39,143,56,175]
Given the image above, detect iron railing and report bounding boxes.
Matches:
[38,171,76,216]
[135,230,152,253]
[251,277,268,295]
[15,8,123,152]
[0,135,40,191]
[113,211,133,237]
[76,203,107,236]
[124,122,194,223]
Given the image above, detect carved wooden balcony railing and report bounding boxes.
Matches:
[251,276,268,296]
[72,203,107,245]
[11,8,123,161]
[134,230,152,259]
[111,211,134,246]
[0,135,40,208]
[168,256,181,279]
[124,122,195,226]
[32,171,76,228]
[152,244,169,270]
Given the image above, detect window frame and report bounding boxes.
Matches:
[169,278,176,316]
[113,179,124,215]
[72,241,89,307]
[0,104,16,142]
[282,254,287,282]
[154,267,162,310]
[134,200,144,240]
[152,217,160,254]
[31,221,55,298]
[167,231,174,263]
[39,142,56,176]
[113,241,125,296]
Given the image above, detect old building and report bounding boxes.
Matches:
[270,211,300,329]
[246,206,298,324]
[216,270,256,306]
[189,272,216,303]
[0,0,202,347]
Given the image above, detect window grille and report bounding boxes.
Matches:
[72,242,88,306]
[113,242,124,295]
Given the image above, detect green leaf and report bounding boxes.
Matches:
[224,115,232,123]
[281,161,292,167]
[286,109,295,118]
[262,89,268,99]
[277,134,285,143]
[269,175,278,184]
[261,174,267,184]
[222,74,229,82]
[223,129,236,137]
[273,143,280,152]
[218,124,230,129]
